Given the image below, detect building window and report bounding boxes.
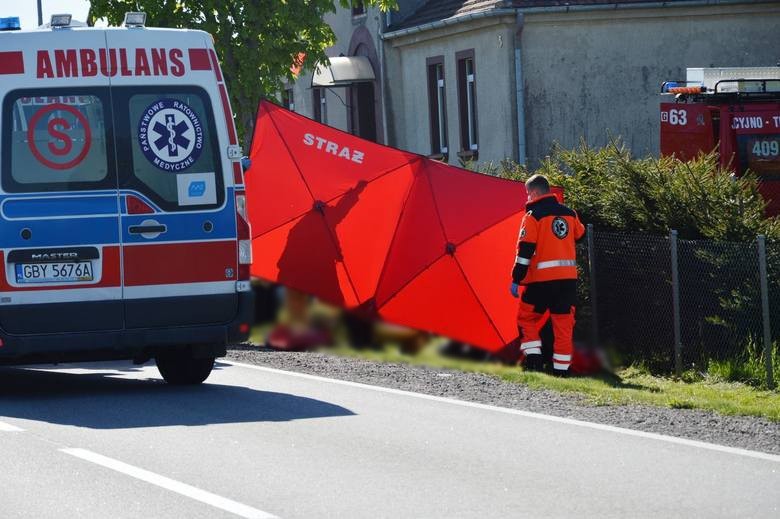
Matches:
[352,1,365,16]
[282,87,295,111]
[456,50,478,156]
[313,88,326,123]
[426,56,448,157]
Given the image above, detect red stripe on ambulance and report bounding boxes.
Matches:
[208,49,223,82]
[232,162,244,186]
[208,49,239,147]
[124,241,237,287]
[218,84,238,145]
[0,51,24,74]
[188,48,211,71]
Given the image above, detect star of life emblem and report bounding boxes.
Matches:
[552,217,569,239]
[138,98,204,172]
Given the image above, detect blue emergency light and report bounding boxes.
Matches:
[0,16,21,31]
[661,82,679,93]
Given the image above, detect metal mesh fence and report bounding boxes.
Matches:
[677,238,763,368]
[768,240,780,349]
[573,240,592,344]
[591,230,674,370]
[581,228,779,383]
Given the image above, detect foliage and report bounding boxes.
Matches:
[87,0,397,147]
[707,339,779,390]
[478,139,780,241]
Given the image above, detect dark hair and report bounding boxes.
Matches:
[525,174,550,194]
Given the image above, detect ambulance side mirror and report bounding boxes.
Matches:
[241,156,251,174]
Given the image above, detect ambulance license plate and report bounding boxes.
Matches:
[15,262,94,284]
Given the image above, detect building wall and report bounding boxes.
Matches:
[521,2,780,166]
[386,16,518,165]
[286,5,385,139]
[287,1,780,169]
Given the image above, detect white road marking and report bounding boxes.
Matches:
[0,421,23,432]
[223,360,780,464]
[61,448,277,519]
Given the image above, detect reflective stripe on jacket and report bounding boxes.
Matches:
[512,194,585,284]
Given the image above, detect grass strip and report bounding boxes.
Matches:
[324,343,780,421]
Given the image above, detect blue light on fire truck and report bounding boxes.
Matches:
[0,16,21,31]
[661,82,679,93]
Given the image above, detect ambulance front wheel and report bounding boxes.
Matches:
[156,350,215,385]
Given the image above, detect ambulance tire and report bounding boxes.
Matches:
[156,351,215,385]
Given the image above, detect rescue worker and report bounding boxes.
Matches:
[510,174,585,376]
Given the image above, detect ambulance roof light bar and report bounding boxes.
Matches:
[123,12,146,28]
[50,14,72,28]
[0,16,21,31]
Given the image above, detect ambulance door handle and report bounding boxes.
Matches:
[128,219,168,239]
[128,224,166,234]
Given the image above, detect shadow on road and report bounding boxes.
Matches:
[0,363,355,429]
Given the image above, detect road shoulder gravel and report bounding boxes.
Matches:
[227,345,780,455]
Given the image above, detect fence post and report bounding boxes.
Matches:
[757,235,775,390]
[670,230,682,377]
[587,224,599,347]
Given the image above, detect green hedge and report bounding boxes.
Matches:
[477,140,780,241]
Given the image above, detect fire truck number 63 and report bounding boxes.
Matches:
[664,108,688,126]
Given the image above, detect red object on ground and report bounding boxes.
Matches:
[267,324,333,352]
[246,100,529,352]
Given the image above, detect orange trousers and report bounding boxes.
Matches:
[516,282,576,371]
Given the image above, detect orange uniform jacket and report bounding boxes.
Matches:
[512,194,585,285]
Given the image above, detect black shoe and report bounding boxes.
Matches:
[523,354,544,372]
[553,368,569,378]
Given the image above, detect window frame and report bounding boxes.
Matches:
[113,85,225,212]
[1,87,117,194]
[352,1,366,17]
[426,56,448,159]
[456,49,479,158]
[313,88,327,124]
[282,87,295,111]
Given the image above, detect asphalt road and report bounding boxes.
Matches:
[0,360,778,519]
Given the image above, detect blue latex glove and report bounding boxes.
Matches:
[510,283,520,298]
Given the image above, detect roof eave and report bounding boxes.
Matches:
[382,0,776,40]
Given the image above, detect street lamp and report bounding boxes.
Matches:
[37,0,43,26]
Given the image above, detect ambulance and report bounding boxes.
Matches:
[0,13,253,384]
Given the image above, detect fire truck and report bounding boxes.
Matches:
[660,67,780,215]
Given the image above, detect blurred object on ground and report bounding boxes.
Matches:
[267,324,333,352]
[263,291,426,353]
[374,322,429,355]
[267,288,333,351]
[571,342,612,376]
